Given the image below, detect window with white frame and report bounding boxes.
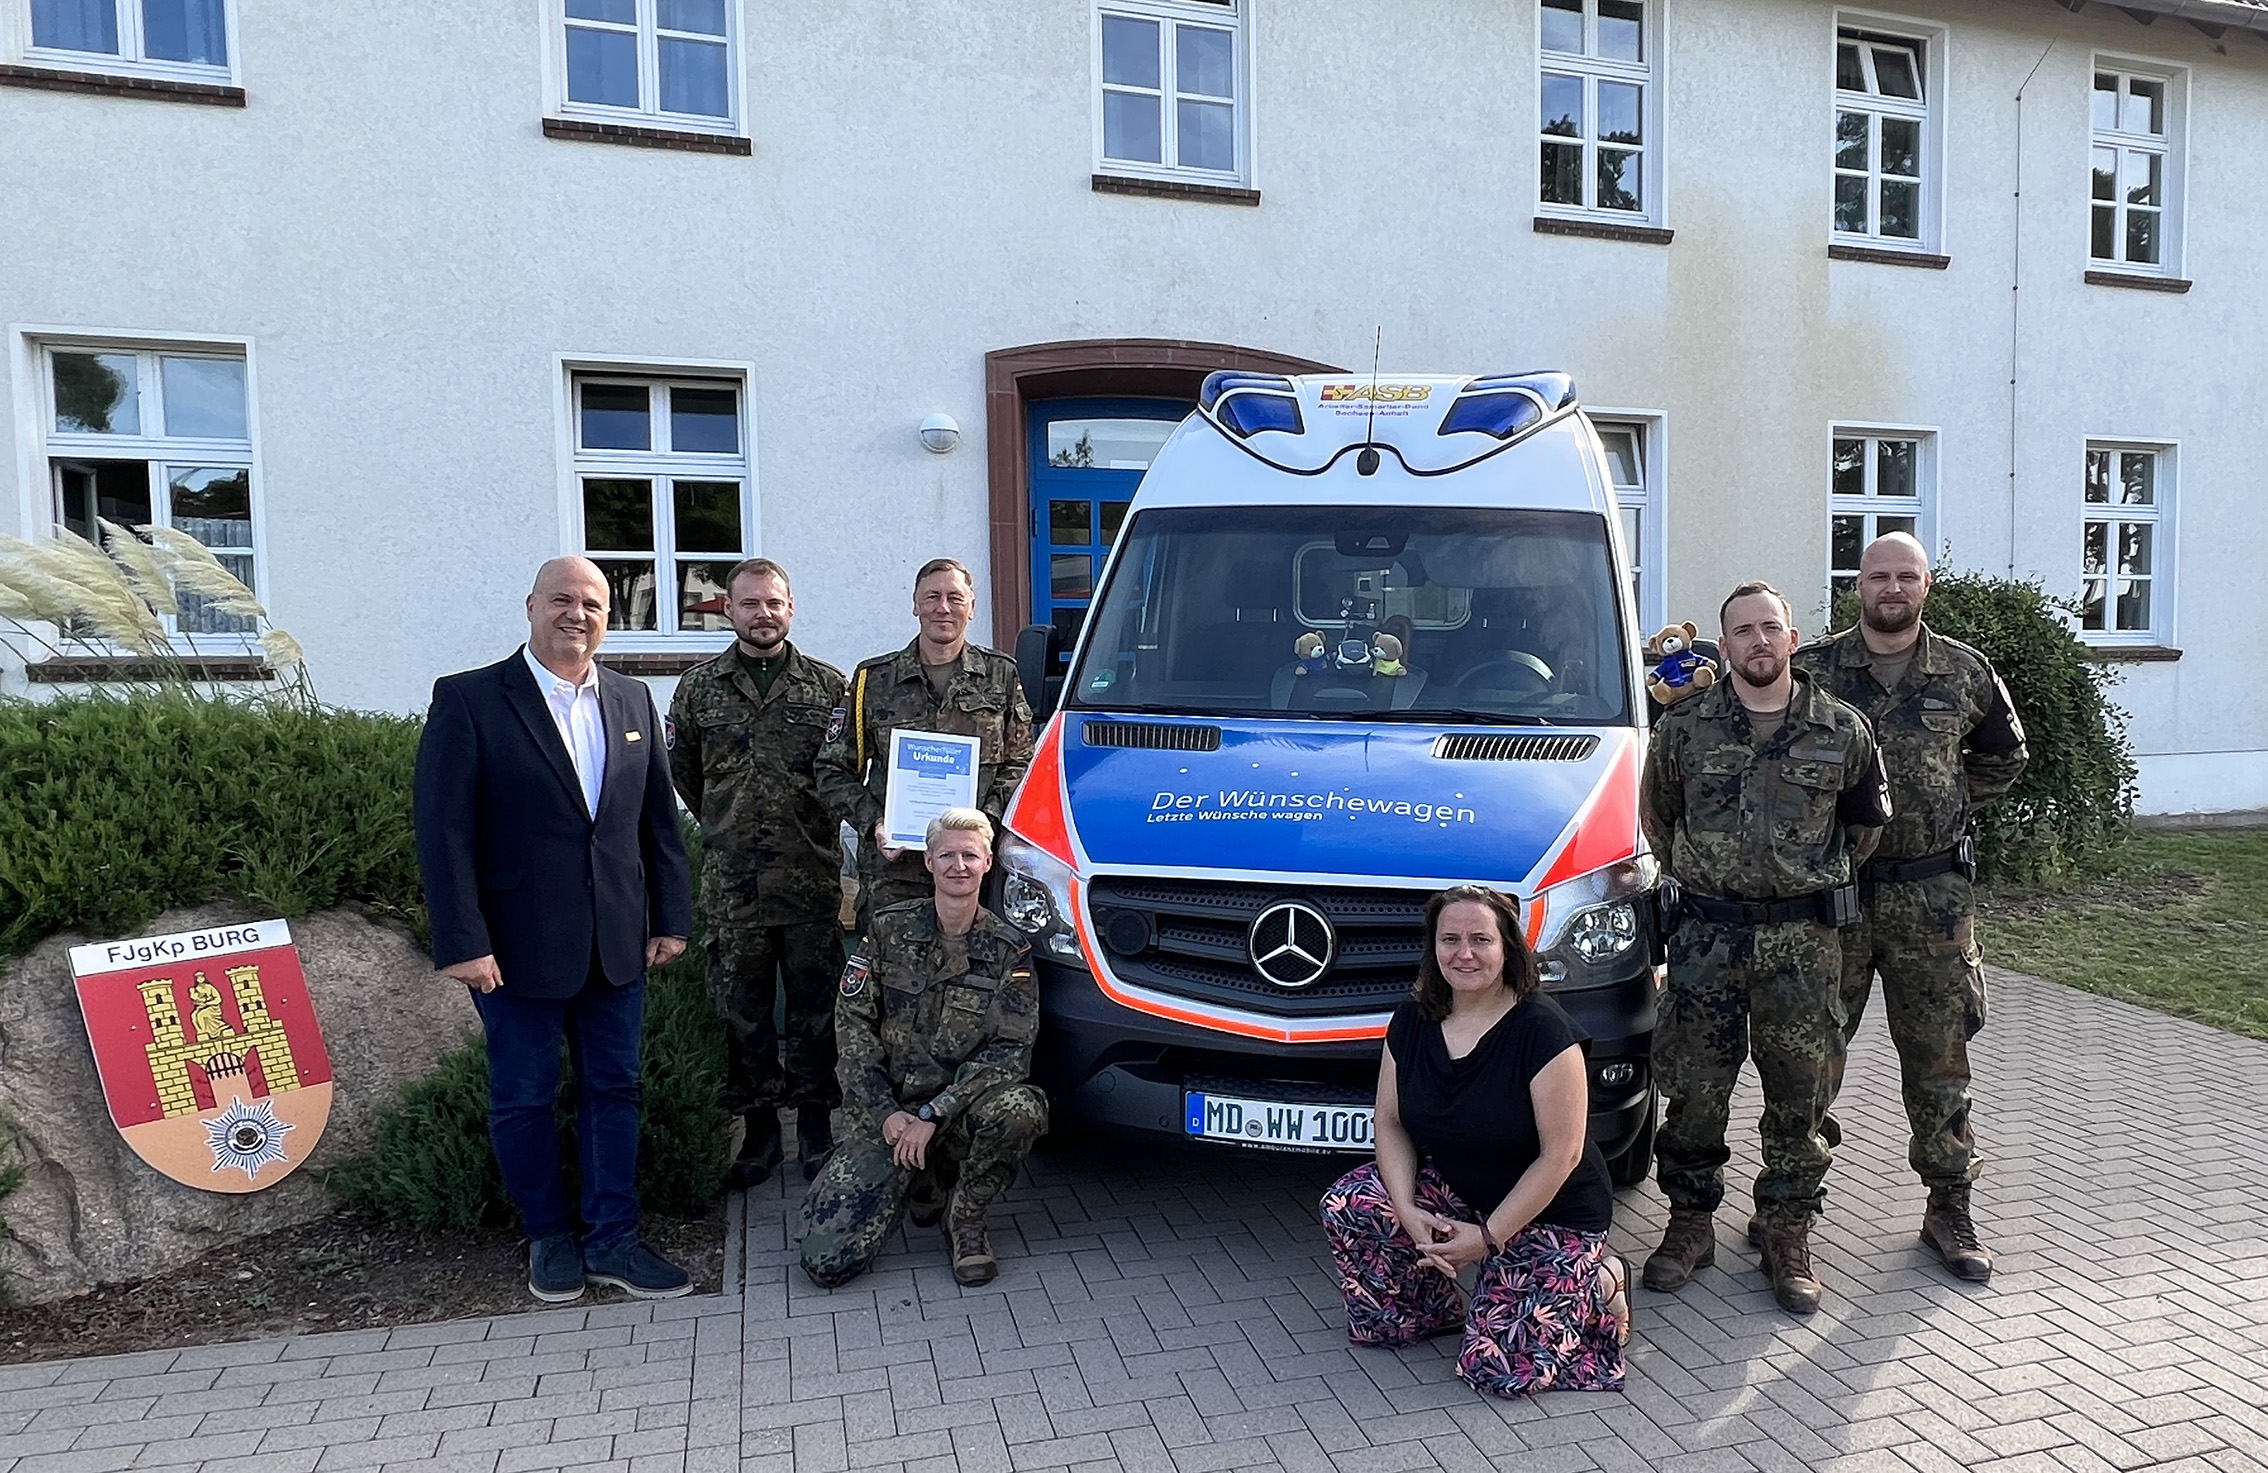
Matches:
[1827,429,1932,609]
[1593,418,1664,628]
[1539,0,1656,219]
[18,0,230,80]
[2091,63,2182,275]
[2081,442,2170,641]
[1095,0,1246,183]
[558,0,736,130]
[1833,24,1936,248]
[570,373,751,637]
[34,340,258,637]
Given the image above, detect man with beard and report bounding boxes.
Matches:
[1792,534,2027,1281]
[1640,581,1891,1314]
[670,558,850,1186]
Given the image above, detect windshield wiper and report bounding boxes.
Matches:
[1371,708,1562,726]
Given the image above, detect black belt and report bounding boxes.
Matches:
[1860,849,1961,885]
[1660,878,1860,928]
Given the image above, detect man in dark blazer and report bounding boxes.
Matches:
[414,556,694,1302]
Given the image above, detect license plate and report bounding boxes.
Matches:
[1184,1091,1374,1152]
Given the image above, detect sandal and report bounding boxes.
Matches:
[1597,1253,1631,1345]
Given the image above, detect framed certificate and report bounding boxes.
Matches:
[881,729,983,850]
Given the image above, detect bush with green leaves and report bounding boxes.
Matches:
[0,695,425,956]
[1831,570,2136,881]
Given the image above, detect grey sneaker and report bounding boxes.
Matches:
[528,1234,585,1303]
[583,1238,693,1299]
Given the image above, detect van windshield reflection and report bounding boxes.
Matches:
[1066,506,1630,724]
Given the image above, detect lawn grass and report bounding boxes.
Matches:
[1977,829,2268,1043]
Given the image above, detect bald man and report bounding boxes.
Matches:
[414,557,695,1303]
[1792,534,2027,1282]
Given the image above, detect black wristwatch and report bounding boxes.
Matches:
[916,1102,938,1124]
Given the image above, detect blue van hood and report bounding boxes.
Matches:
[1056,713,1617,890]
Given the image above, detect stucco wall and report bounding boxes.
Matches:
[1,0,2260,811]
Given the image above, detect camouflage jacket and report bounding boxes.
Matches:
[668,642,848,928]
[1641,670,1893,900]
[814,639,1035,837]
[1792,623,2028,862]
[834,900,1039,1134]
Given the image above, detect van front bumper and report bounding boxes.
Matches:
[1033,957,1656,1157]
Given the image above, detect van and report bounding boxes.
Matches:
[999,371,1659,1183]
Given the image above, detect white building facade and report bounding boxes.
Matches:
[3,0,2263,813]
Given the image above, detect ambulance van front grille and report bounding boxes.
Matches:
[1082,721,1224,751]
[1429,733,1598,762]
[1085,877,1426,1018]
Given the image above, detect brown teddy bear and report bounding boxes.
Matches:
[1644,622,1716,705]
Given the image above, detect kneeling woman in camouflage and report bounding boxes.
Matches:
[1320,886,1627,1396]
[800,808,1047,1288]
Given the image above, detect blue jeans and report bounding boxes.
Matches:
[473,962,645,1254]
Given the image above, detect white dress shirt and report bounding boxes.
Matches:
[523,645,606,818]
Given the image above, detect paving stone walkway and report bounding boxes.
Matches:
[5,967,2265,1473]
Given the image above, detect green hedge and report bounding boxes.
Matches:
[0,695,424,957]
[1831,571,2136,881]
[1,693,728,1235]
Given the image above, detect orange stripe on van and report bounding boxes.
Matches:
[1005,714,1076,868]
[1529,732,1640,894]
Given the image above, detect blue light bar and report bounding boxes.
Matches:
[1200,371,1294,411]
[1216,391,1303,439]
[1438,392,1544,440]
[1463,372,1577,410]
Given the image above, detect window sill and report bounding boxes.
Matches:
[597,651,722,676]
[2085,269,2192,295]
[542,117,752,156]
[0,63,243,105]
[1091,174,1260,207]
[1533,216,1674,246]
[26,655,273,683]
[2081,644,2181,663]
[1828,243,1950,270]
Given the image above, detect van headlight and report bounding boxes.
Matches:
[1531,856,1656,978]
[997,833,1087,965]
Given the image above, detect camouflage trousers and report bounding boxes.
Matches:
[1826,871,1987,1188]
[798,1083,1048,1288]
[708,920,844,1116]
[1654,916,1846,1215]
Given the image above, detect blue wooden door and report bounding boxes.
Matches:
[1027,397,1188,665]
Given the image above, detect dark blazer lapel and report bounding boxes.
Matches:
[502,652,589,815]
[593,670,643,827]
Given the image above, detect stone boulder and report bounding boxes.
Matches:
[0,904,477,1304]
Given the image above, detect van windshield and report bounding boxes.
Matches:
[1066,505,1630,724]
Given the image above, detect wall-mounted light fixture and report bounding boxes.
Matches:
[918,413,960,454]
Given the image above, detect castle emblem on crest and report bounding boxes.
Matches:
[69,920,334,1194]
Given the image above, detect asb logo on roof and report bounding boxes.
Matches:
[1319,383,1433,403]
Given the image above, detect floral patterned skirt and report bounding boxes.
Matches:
[1318,1162,1626,1397]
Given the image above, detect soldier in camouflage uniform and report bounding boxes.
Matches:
[669,558,850,1187]
[1792,533,2027,1282]
[799,808,1047,1289]
[1640,581,1892,1315]
[814,558,1034,930]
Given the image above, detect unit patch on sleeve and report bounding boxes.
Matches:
[840,954,870,997]
[825,705,848,742]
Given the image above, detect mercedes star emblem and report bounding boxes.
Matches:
[1248,900,1336,989]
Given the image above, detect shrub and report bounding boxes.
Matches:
[325,935,727,1230]
[0,696,424,956]
[1831,570,2136,881]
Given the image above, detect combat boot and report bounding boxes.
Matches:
[797,1105,834,1182]
[1641,1206,1716,1292]
[726,1110,782,1189]
[1757,1207,1823,1314]
[1920,1184,1993,1282]
[945,1182,999,1286]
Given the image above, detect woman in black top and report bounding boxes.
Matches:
[1319,885,1627,1396]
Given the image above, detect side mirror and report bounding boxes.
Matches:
[1015,623,1065,722]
